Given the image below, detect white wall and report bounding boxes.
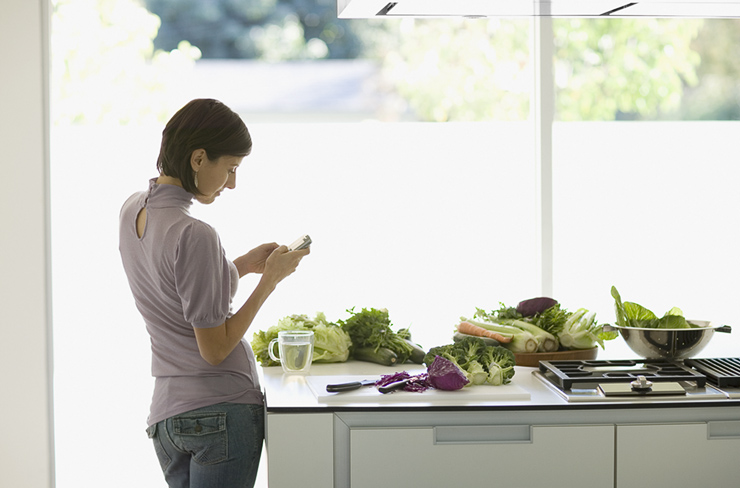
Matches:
[0,1,54,487]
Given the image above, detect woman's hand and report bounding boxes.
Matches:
[234,242,279,277]
[261,245,310,288]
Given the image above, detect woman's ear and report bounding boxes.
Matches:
[190,149,206,172]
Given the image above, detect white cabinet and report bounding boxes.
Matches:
[265,413,334,487]
[616,421,740,488]
[264,416,740,488]
[350,424,614,488]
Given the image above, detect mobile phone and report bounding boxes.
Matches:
[288,234,312,251]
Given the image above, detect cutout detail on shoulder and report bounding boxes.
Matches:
[136,208,147,238]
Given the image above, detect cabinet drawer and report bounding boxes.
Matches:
[350,424,614,488]
[616,422,740,488]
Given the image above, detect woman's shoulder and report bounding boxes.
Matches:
[177,217,221,248]
[119,190,147,219]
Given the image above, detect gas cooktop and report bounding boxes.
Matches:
[533,358,740,403]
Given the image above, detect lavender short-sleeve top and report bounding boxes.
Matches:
[119,179,263,426]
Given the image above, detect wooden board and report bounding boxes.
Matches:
[514,347,598,367]
[306,375,531,405]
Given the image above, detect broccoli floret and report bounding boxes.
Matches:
[423,344,454,367]
[481,345,516,385]
[465,360,489,385]
[456,336,487,366]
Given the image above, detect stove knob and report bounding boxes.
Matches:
[631,375,653,392]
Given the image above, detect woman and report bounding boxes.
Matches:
[119,98,309,487]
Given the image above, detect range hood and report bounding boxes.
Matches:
[337,0,740,18]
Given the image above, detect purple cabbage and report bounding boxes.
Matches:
[376,371,431,392]
[376,371,410,386]
[516,297,559,317]
[427,355,469,391]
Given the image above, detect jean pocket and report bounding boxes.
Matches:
[146,423,172,472]
[172,413,228,465]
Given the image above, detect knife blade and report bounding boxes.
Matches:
[326,379,377,393]
[378,377,413,394]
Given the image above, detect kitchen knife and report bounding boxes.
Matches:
[378,377,413,394]
[326,379,376,393]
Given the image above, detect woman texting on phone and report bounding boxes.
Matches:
[119,98,309,487]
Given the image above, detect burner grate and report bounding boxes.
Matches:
[539,359,706,390]
[685,358,740,388]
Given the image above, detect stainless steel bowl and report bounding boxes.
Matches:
[602,321,732,359]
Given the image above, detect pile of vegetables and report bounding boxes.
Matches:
[338,307,426,366]
[611,286,693,329]
[252,307,426,367]
[423,336,516,386]
[375,338,512,394]
[251,312,352,367]
[373,354,474,393]
[456,296,617,352]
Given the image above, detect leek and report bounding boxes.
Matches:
[495,318,560,352]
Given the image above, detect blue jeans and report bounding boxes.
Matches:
[146,403,264,488]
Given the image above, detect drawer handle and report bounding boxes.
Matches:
[434,425,531,445]
[708,421,740,439]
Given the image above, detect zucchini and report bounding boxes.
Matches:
[352,346,398,366]
[404,339,427,364]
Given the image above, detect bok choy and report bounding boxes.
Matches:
[558,308,618,349]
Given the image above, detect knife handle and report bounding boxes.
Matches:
[326,381,363,392]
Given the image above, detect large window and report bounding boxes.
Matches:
[550,18,740,358]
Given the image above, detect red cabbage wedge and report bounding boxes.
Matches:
[427,355,470,391]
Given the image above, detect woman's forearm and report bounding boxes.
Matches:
[225,276,277,345]
[195,246,307,365]
[233,255,251,277]
[195,275,277,365]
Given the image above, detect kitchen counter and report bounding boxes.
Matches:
[262,359,740,487]
[262,360,740,411]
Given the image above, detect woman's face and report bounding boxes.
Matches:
[193,151,245,204]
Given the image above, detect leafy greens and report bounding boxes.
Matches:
[338,307,415,363]
[611,286,692,329]
[480,302,570,335]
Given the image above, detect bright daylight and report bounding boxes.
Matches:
[4,0,740,487]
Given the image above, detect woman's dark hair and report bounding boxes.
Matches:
[156,99,252,195]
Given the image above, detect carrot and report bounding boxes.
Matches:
[457,321,513,343]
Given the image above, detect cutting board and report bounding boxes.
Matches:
[306,375,531,404]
